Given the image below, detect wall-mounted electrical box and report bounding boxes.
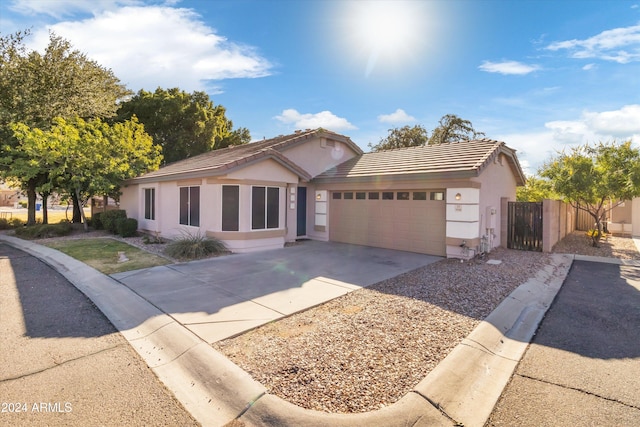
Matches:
[486,206,497,229]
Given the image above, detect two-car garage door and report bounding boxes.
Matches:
[328,190,446,256]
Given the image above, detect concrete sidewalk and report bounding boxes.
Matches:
[487,259,640,426]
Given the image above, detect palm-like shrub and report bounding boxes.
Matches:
[165,231,228,260]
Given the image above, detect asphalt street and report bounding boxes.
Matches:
[0,243,199,427]
[487,260,640,426]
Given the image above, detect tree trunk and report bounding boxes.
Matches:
[75,188,89,232]
[26,184,37,226]
[39,192,49,224]
[71,192,82,223]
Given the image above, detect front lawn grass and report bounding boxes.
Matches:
[44,238,169,274]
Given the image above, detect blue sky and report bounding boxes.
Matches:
[2,0,640,174]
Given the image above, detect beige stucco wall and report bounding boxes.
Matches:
[608,200,633,234]
[121,159,303,253]
[472,153,518,250]
[280,137,359,178]
[542,199,575,252]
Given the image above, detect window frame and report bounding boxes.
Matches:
[179,186,200,227]
[222,185,240,231]
[144,188,155,220]
[251,186,280,230]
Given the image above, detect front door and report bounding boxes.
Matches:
[297,187,307,236]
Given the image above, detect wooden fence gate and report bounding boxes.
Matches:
[507,201,543,251]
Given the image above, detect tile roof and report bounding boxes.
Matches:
[314,139,526,185]
[127,128,361,183]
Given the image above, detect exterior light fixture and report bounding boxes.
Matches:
[455,193,462,201]
[316,193,322,200]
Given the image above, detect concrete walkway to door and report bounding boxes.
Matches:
[110,241,441,344]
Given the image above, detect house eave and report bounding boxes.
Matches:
[311,170,479,185]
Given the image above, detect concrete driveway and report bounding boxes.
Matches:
[111,240,441,343]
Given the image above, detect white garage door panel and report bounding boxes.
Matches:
[329,191,446,256]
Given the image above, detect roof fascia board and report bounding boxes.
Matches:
[311,170,477,185]
[126,152,311,185]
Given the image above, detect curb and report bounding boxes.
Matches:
[1,234,574,427]
[0,234,265,426]
[413,253,572,426]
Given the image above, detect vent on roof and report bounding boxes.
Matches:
[320,138,335,148]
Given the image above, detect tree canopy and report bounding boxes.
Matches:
[0,30,131,224]
[115,88,250,164]
[516,175,559,202]
[0,31,129,133]
[5,116,161,229]
[540,140,640,246]
[368,125,428,152]
[368,114,485,152]
[428,114,485,145]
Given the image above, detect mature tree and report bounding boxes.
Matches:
[6,116,161,229]
[115,88,249,164]
[0,30,130,224]
[368,125,428,152]
[219,121,252,149]
[428,114,485,145]
[540,141,640,246]
[516,175,559,202]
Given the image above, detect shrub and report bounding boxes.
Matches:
[100,210,127,234]
[14,222,73,239]
[18,200,27,208]
[116,217,138,237]
[92,212,104,230]
[0,218,9,230]
[165,231,227,260]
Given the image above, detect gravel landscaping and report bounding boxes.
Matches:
[6,225,639,414]
[213,233,639,414]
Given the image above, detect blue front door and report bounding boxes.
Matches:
[297,187,307,236]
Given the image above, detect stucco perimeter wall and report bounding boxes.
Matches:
[542,199,575,252]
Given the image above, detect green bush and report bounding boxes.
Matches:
[14,222,73,239]
[0,218,20,230]
[165,231,227,260]
[18,201,27,208]
[116,217,138,237]
[92,212,104,230]
[100,210,127,234]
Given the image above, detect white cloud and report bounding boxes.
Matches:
[275,109,357,131]
[583,104,640,137]
[497,105,640,175]
[27,5,273,92]
[9,0,132,18]
[496,131,558,175]
[582,63,596,70]
[377,108,416,124]
[546,24,640,63]
[478,60,540,75]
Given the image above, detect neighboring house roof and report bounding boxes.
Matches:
[126,128,362,184]
[314,139,526,186]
